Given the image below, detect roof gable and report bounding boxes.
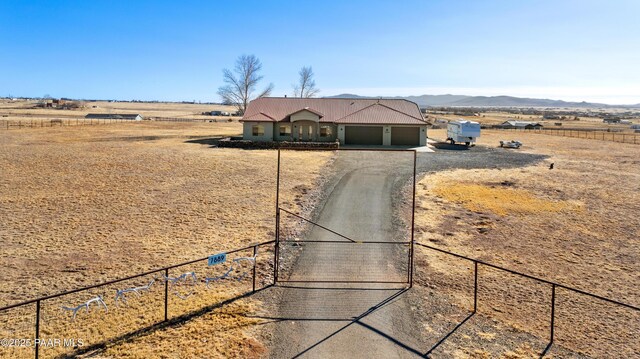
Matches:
[287,107,324,118]
[334,103,427,125]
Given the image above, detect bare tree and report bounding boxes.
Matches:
[217,55,273,115]
[293,66,319,98]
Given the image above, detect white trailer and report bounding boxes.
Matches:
[447,120,481,145]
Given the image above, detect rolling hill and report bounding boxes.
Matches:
[325,94,638,108]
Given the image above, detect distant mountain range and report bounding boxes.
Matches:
[326,93,640,108]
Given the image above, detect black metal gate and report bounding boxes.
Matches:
[272,149,417,286]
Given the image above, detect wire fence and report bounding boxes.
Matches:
[0,240,275,359]
[0,117,237,130]
[152,117,236,123]
[492,127,640,144]
[414,242,640,357]
[0,118,139,130]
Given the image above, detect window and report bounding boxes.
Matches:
[279,125,291,136]
[320,126,332,137]
[252,125,264,136]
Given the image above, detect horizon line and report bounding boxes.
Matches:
[4,93,639,108]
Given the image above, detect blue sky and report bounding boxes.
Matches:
[1,0,639,104]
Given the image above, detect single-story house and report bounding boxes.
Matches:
[241,97,429,146]
[85,113,143,121]
[498,120,543,129]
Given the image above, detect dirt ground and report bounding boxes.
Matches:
[0,122,332,358]
[415,129,639,358]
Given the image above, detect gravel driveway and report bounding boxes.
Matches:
[259,145,547,358]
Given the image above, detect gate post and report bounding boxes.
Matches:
[409,150,417,287]
[274,150,281,284]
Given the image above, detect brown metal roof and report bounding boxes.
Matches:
[241,97,427,125]
[334,103,425,125]
[241,112,276,122]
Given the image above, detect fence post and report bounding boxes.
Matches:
[164,268,169,322]
[35,299,41,359]
[550,284,556,344]
[252,245,257,292]
[473,261,478,313]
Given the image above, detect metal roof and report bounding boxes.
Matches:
[503,120,542,127]
[85,113,142,119]
[241,112,275,122]
[334,103,426,125]
[241,97,427,125]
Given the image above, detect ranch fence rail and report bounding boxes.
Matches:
[414,241,640,357]
[152,117,235,123]
[0,117,235,130]
[0,118,138,130]
[492,127,640,145]
[0,240,275,359]
[2,235,638,358]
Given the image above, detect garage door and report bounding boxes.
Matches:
[345,126,383,145]
[391,127,420,146]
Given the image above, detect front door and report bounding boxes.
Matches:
[298,125,313,141]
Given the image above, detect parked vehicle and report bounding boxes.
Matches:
[499,140,522,148]
[447,120,481,145]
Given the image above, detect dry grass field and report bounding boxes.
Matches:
[0,99,240,124]
[415,129,639,358]
[1,101,638,357]
[0,121,333,358]
[429,111,639,132]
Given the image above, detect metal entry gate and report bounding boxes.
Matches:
[272,149,417,286]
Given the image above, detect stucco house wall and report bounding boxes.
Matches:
[242,122,274,141]
[274,123,294,141]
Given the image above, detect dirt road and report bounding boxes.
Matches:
[263,147,547,358]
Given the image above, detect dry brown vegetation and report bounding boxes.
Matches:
[429,111,639,133]
[0,99,240,125]
[415,129,639,358]
[0,121,332,357]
